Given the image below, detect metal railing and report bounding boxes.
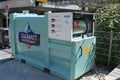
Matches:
[95,31,120,65]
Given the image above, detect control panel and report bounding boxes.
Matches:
[48,12,73,41]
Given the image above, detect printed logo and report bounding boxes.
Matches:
[19,23,40,49]
[64,15,70,18]
[64,15,70,24]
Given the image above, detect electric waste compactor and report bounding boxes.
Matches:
[9,12,96,80]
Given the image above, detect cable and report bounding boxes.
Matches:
[94,62,105,80]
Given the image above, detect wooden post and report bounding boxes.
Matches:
[108,31,113,65]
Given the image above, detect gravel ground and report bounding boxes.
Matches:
[80,66,109,80]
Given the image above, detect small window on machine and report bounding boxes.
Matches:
[73,18,88,38]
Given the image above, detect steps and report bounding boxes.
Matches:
[0,49,12,65]
[105,65,120,80]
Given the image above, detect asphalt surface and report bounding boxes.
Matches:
[0,49,61,80]
[0,60,61,80]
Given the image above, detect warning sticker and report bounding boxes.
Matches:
[84,46,90,55]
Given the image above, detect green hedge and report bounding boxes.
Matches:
[95,3,120,66]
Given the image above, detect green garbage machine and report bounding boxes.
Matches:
[9,12,96,80]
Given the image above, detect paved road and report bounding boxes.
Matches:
[0,60,61,80]
[0,49,61,80]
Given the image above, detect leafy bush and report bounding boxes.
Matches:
[96,3,120,32]
[95,3,120,65]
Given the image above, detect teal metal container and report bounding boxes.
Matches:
[9,12,96,80]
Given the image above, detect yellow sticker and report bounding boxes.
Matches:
[84,46,90,55]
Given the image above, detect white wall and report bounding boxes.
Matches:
[0,0,35,9]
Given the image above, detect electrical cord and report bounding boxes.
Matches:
[94,62,105,80]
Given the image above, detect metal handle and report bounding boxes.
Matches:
[77,47,83,61]
[92,43,95,52]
